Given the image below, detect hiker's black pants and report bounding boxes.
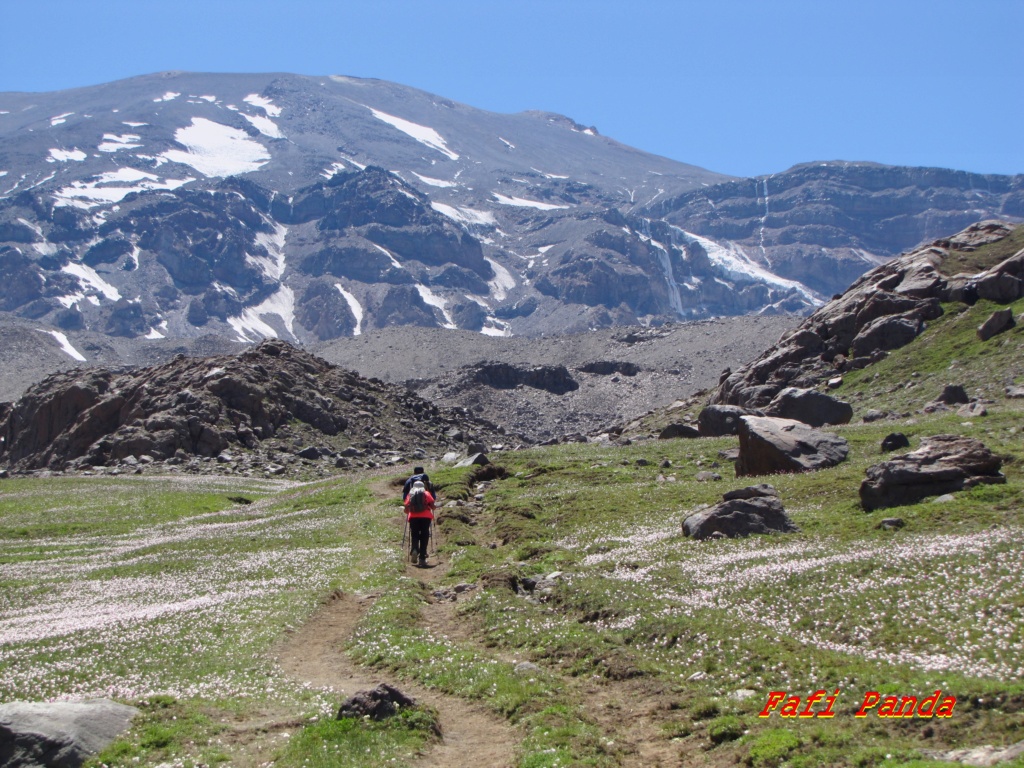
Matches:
[409,518,431,559]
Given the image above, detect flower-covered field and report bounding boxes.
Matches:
[1,401,1022,767]
[0,475,385,710]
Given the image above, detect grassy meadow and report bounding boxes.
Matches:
[0,295,1023,766]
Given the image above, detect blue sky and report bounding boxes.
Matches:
[3,0,1021,179]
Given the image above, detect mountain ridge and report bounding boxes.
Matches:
[1,71,1021,359]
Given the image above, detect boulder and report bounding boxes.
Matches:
[658,423,700,439]
[722,483,779,501]
[736,416,850,477]
[880,433,911,452]
[936,384,970,405]
[958,402,988,418]
[764,387,853,427]
[977,308,1015,341]
[850,314,923,357]
[455,453,490,468]
[860,435,1005,511]
[337,684,417,721]
[0,699,140,768]
[682,496,798,540]
[975,272,1023,303]
[697,404,761,437]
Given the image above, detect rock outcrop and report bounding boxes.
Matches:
[763,387,853,427]
[697,404,762,436]
[469,362,579,395]
[711,221,1020,410]
[736,415,849,477]
[0,340,507,473]
[978,308,1016,341]
[0,699,139,768]
[860,435,1005,510]
[682,484,798,540]
[337,684,419,722]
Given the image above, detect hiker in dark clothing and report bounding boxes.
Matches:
[404,480,435,567]
[403,466,434,498]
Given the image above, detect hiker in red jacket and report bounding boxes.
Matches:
[404,480,435,567]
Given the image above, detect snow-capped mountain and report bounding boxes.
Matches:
[1,71,1021,357]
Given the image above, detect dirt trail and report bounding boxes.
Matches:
[276,480,519,767]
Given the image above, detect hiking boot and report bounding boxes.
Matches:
[410,551,418,563]
[418,556,427,567]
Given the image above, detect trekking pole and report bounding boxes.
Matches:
[401,518,408,549]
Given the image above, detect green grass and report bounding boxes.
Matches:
[272,709,441,768]
[6,297,1024,765]
[839,296,1024,412]
[938,224,1024,276]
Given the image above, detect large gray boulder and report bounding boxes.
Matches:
[764,387,853,427]
[682,495,798,540]
[850,313,924,358]
[978,308,1015,341]
[860,435,1005,511]
[736,416,849,477]
[697,404,762,436]
[658,423,700,439]
[0,699,139,768]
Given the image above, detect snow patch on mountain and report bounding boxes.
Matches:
[532,168,569,180]
[153,92,180,102]
[242,113,284,139]
[37,330,86,361]
[243,94,282,117]
[50,113,74,127]
[61,262,121,302]
[412,172,457,188]
[430,202,496,227]
[227,285,296,342]
[670,226,822,304]
[415,284,456,328]
[367,107,459,161]
[160,118,270,177]
[335,284,364,336]
[144,322,167,339]
[53,167,193,209]
[481,318,511,337]
[48,148,87,162]
[493,193,570,211]
[98,133,142,153]
[248,223,289,280]
[485,257,516,301]
[372,244,403,269]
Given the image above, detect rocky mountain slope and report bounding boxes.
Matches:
[2,72,1021,362]
[314,314,796,442]
[708,220,1023,409]
[0,339,507,476]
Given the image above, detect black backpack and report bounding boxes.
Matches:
[403,473,432,497]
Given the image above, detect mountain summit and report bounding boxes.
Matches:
[1,72,1021,352]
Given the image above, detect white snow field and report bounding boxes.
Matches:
[367,107,459,161]
[161,118,270,177]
